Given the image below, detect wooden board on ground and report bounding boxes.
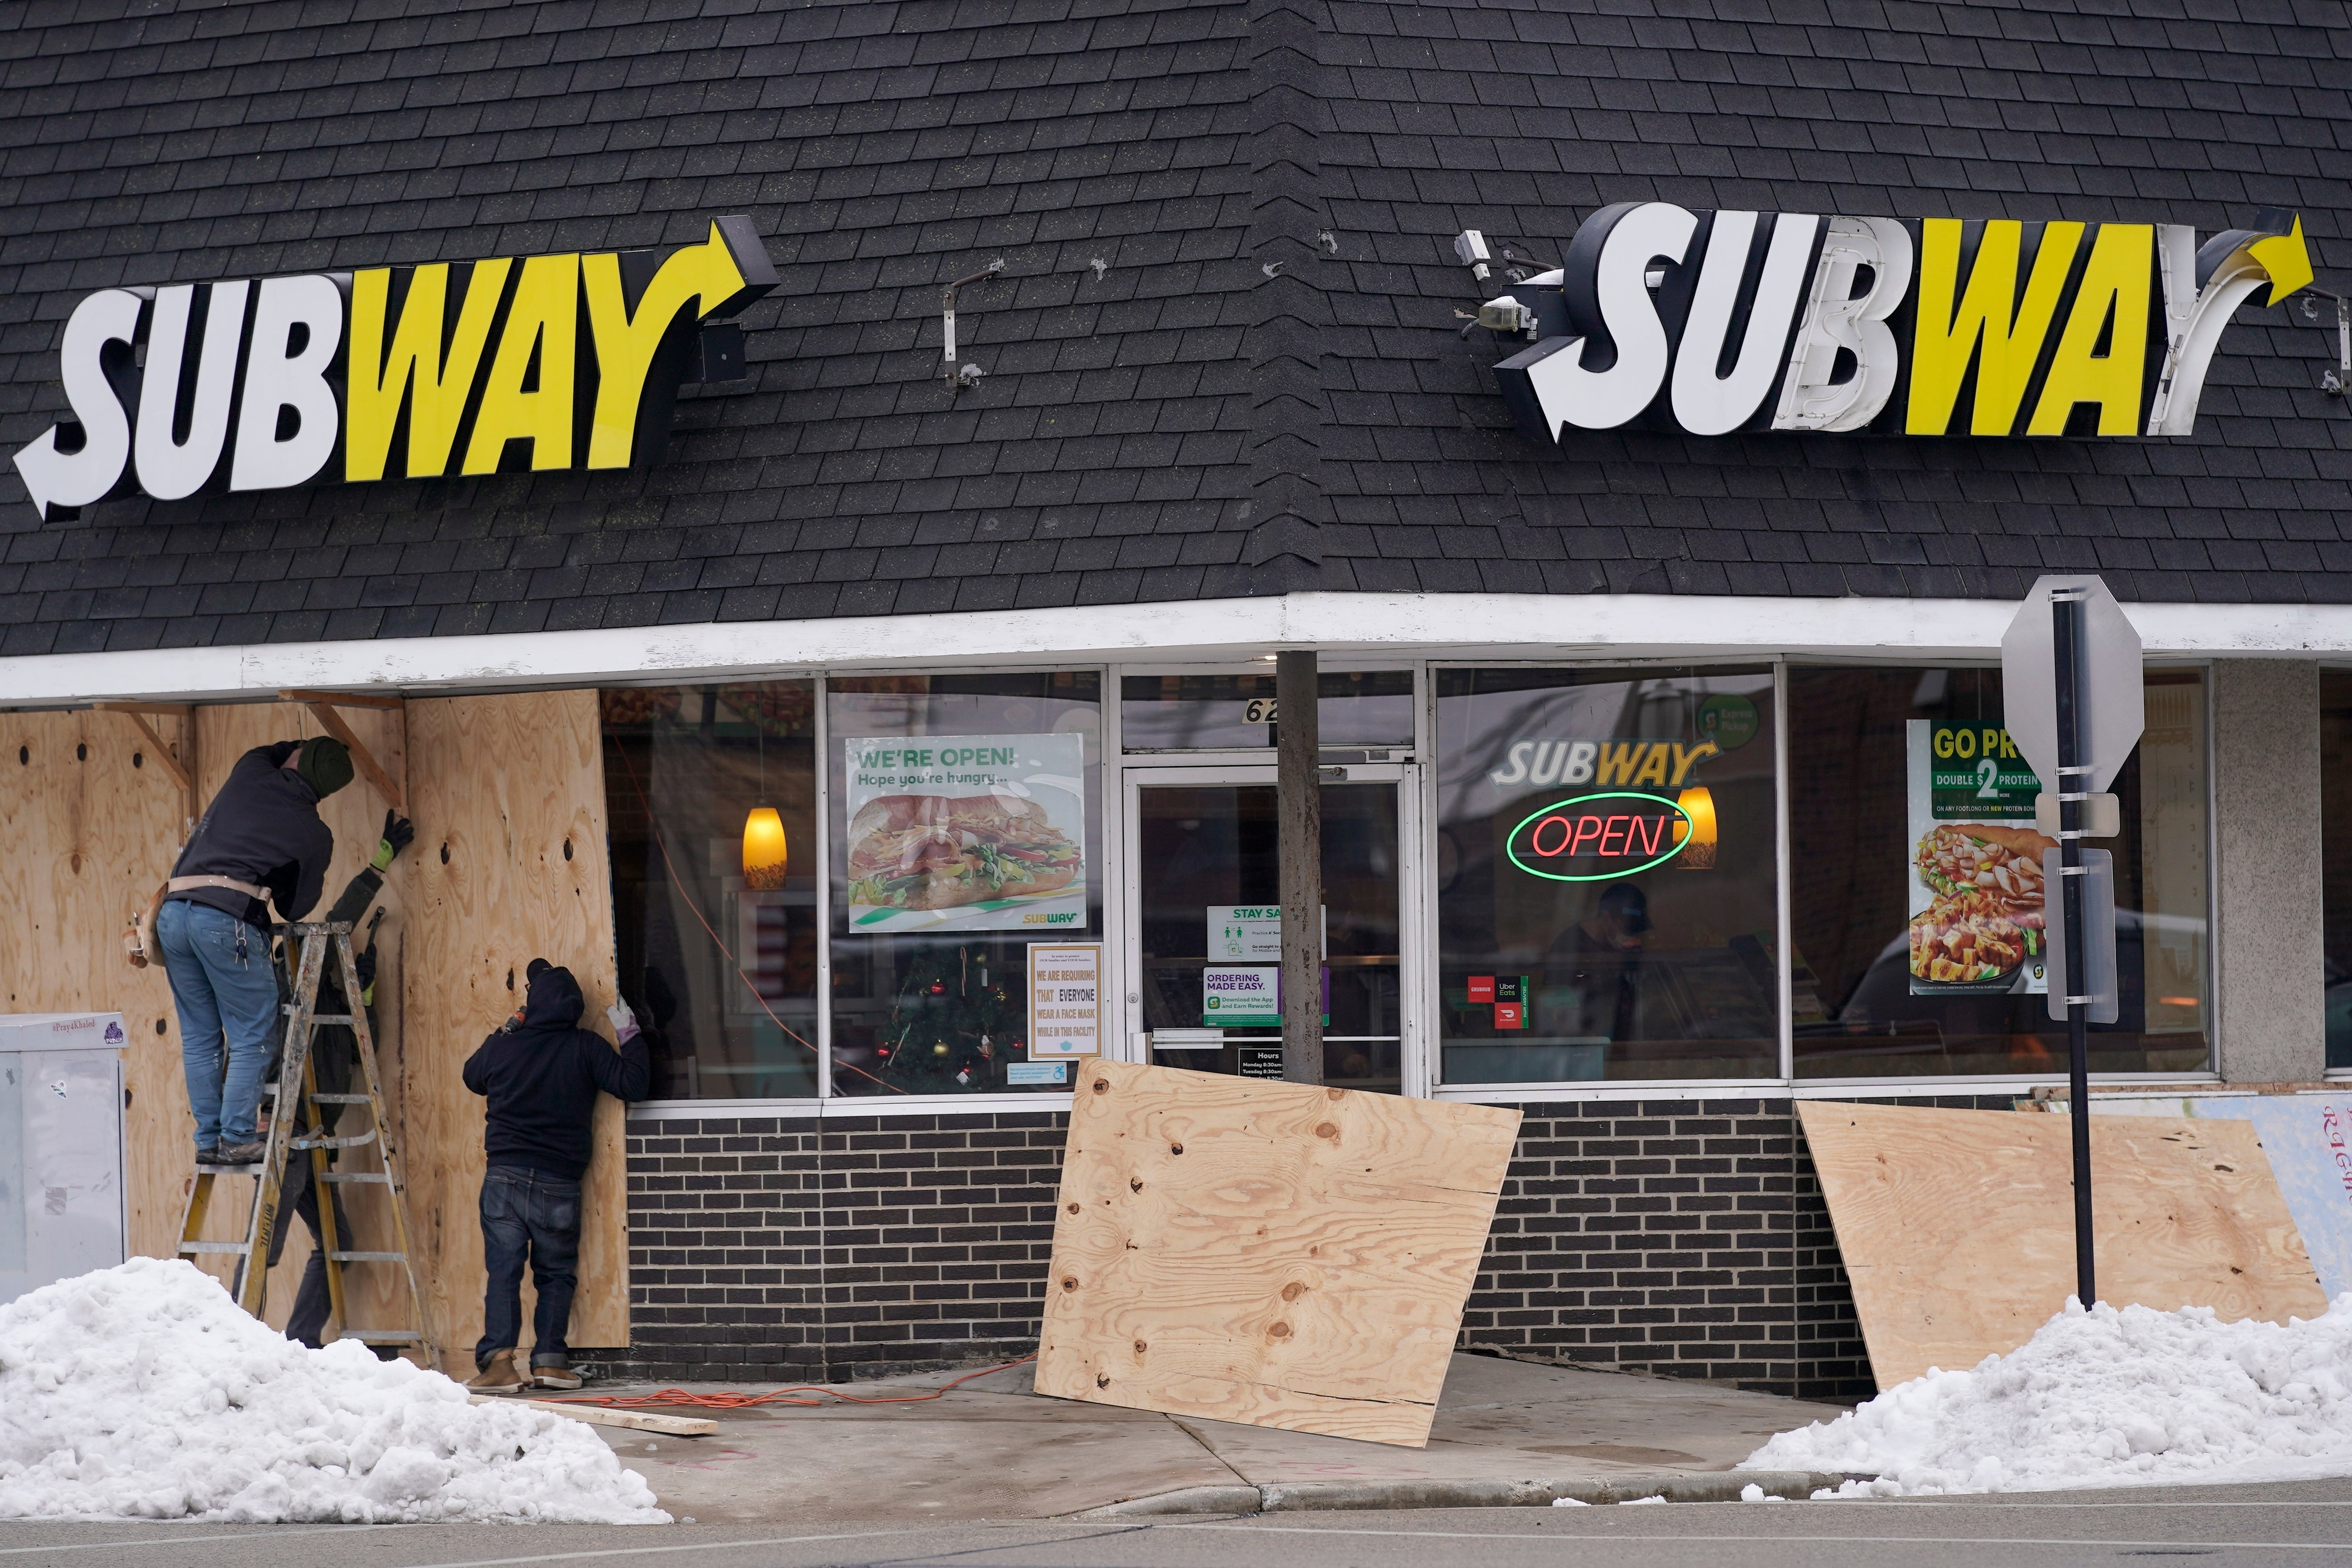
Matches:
[404,690,625,1371]
[1035,1058,1521,1448]
[1798,1101,2328,1391]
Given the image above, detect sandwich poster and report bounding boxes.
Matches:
[1906,721,2053,996]
[842,733,1088,933]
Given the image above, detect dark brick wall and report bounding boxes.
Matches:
[614,1110,1068,1383]
[605,1095,1938,1400]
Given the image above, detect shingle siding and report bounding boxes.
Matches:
[3,0,2349,657]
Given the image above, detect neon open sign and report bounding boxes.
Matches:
[1506,791,1693,882]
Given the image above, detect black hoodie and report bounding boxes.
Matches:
[462,964,651,1180]
[168,742,334,931]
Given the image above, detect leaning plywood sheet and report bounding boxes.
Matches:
[1036,1059,1521,1448]
[1799,1101,2326,1391]
[404,691,625,1371]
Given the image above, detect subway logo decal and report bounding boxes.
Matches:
[1491,204,2312,444]
[12,216,776,521]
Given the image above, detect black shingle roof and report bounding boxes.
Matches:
[2,0,2349,657]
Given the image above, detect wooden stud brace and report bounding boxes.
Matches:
[93,701,199,827]
[278,689,406,812]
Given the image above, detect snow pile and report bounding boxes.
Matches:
[0,1258,667,1523]
[1746,1295,2352,1496]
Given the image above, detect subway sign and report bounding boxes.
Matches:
[1506,791,1695,882]
[11,217,777,520]
[1491,205,2312,444]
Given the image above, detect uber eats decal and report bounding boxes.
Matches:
[11,216,777,520]
[1485,204,2313,444]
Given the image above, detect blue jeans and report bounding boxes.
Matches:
[158,899,278,1150]
[477,1165,581,1369]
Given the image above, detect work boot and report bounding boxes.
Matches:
[531,1357,584,1391]
[194,1145,223,1166]
[466,1348,526,1394]
[214,1141,266,1167]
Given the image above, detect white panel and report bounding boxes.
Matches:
[1,1046,124,1304]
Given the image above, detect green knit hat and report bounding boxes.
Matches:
[297,736,354,800]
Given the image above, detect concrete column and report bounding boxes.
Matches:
[2209,659,2322,1083]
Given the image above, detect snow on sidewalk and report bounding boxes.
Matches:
[1746,1295,2352,1496]
[0,1258,667,1523]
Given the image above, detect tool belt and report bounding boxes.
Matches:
[167,874,271,901]
[128,876,272,969]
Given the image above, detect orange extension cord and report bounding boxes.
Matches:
[541,1353,1037,1411]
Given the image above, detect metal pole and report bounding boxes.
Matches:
[2053,589,2096,1307]
[1276,650,1323,1085]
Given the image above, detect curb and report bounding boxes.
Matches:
[1074,1470,1869,1518]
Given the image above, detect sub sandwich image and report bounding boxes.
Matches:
[846,791,1083,912]
[1908,821,2056,985]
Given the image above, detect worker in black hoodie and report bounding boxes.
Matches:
[159,737,351,1167]
[461,958,649,1393]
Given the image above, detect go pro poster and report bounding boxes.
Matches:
[841,734,1088,934]
[1905,720,2052,997]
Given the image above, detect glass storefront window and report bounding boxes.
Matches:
[1135,778,1402,1090]
[1121,670,1415,751]
[827,673,1104,1096]
[1787,667,2209,1078]
[2321,674,2352,1071]
[1433,667,1781,1083]
[603,683,821,1100]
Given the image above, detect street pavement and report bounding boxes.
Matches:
[594,1351,1852,1521]
[0,1481,2348,1567]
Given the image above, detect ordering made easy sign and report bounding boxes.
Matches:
[11,216,777,520]
[1488,204,2312,445]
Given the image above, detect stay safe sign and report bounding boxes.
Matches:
[12,216,776,520]
[1491,204,2312,444]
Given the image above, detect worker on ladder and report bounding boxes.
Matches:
[157,738,351,1167]
[262,814,414,1348]
[462,960,649,1394]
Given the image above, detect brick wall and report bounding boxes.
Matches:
[604,1098,1893,1398]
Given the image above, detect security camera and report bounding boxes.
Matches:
[1452,230,1493,284]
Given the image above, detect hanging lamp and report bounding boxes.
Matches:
[741,699,788,890]
[1673,785,1718,870]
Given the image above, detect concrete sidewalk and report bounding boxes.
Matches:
[577,1354,1856,1524]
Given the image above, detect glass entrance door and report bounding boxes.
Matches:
[1124,765,1408,1091]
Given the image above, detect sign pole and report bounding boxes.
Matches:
[2052,587,2096,1308]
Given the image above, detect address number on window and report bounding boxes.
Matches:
[1242,697,1279,724]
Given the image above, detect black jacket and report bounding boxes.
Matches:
[169,742,334,931]
[462,965,650,1181]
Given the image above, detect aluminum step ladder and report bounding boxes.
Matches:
[175,919,432,1363]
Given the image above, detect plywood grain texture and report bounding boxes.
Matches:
[403,691,625,1371]
[1798,1101,2328,1391]
[0,708,190,1263]
[1035,1059,1521,1447]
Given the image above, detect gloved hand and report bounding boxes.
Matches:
[370,811,415,871]
[606,1000,640,1046]
[355,947,377,994]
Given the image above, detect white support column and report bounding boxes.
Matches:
[2210,659,2323,1083]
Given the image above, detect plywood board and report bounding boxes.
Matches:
[1799,1101,2328,1391]
[404,691,626,1371]
[1035,1059,1521,1448]
[0,708,197,1267]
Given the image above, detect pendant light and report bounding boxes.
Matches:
[1673,785,1718,870]
[742,699,788,890]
